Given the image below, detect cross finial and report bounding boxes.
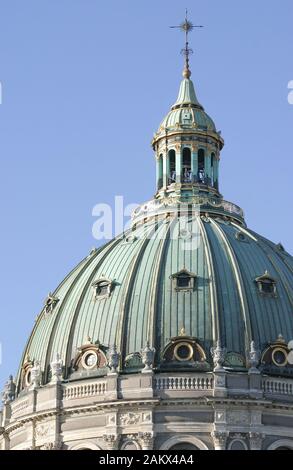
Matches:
[170,10,203,78]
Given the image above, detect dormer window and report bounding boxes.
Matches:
[174,342,194,361]
[170,269,196,291]
[255,271,277,297]
[72,338,108,374]
[123,234,137,244]
[92,278,113,299]
[261,281,274,294]
[21,356,33,390]
[162,330,207,367]
[177,274,191,288]
[261,335,291,370]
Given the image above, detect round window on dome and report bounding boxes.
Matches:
[272,348,287,367]
[174,342,194,362]
[24,369,32,387]
[81,351,98,370]
[236,231,246,242]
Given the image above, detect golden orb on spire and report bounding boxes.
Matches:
[183,67,191,79]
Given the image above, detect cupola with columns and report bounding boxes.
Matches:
[152,15,223,201]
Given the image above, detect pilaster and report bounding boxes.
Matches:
[248,370,263,399]
[103,433,119,450]
[107,373,119,400]
[249,432,265,450]
[139,431,154,450]
[1,403,12,428]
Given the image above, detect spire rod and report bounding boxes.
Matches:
[170,9,203,79]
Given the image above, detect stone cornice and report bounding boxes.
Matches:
[206,397,293,411]
[5,409,60,434]
[3,398,163,433]
[152,128,224,149]
[6,395,293,437]
[62,398,160,417]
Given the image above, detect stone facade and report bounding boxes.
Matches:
[1,370,293,450]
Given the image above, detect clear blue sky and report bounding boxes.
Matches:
[0,0,292,388]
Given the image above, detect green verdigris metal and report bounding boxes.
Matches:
[18,72,293,388]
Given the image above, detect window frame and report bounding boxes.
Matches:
[92,278,113,299]
[255,271,277,297]
[170,269,197,292]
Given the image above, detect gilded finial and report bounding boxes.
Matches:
[170,9,203,79]
[179,327,186,336]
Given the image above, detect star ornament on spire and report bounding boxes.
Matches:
[170,9,204,78]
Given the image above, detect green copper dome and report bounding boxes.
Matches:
[15,52,293,393]
[18,214,293,387]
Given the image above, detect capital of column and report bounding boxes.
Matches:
[249,432,265,450]
[138,431,154,450]
[103,433,119,450]
[212,430,229,450]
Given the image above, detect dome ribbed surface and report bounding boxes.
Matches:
[172,78,201,107]
[21,215,293,384]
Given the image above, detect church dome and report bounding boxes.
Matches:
[3,15,293,453]
[15,44,293,393]
[18,210,293,388]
